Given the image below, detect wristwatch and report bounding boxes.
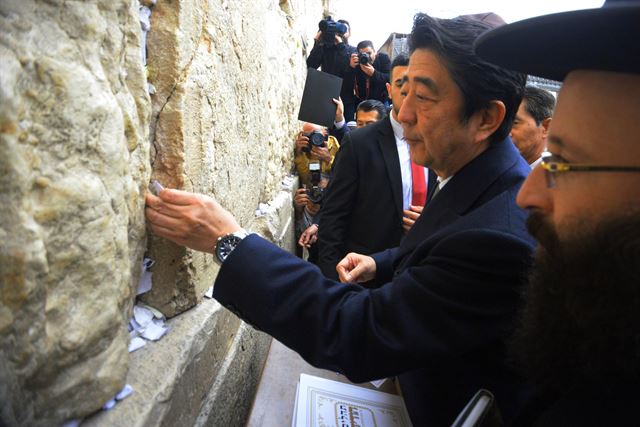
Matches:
[214,229,249,265]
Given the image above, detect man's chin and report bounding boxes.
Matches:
[406,145,429,167]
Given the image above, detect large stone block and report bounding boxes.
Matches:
[0,1,150,426]
[141,0,313,316]
[81,299,271,427]
[1,0,342,426]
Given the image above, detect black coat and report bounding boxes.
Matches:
[212,138,536,426]
[514,380,640,426]
[306,40,357,103]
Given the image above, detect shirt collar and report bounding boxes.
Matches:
[437,175,454,189]
[530,156,543,169]
[390,112,404,141]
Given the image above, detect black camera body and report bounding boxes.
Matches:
[302,130,327,153]
[358,52,370,65]
[306,162,324,204]
[318,16,348,45]
[306,185,324,204]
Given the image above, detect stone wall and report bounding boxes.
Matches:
[140,0,315,316]
[0,0,340,426]
[0,1,150,425]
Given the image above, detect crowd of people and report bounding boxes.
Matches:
[145,0,640,425]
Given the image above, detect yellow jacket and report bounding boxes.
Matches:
[294,135,340,187]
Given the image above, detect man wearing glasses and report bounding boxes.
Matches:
[476,0,640,422]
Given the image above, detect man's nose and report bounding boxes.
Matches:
[398,96,414,125]
[516,166,552,213]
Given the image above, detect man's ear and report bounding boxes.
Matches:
[473,100,506,143]
[386,82,392,98]
[541,117,552,137]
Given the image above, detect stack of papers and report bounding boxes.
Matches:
[128,303,169,352]
[292,374,412,427]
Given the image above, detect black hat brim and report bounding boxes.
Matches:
[474,4,640,81]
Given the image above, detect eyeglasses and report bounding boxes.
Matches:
[540,151,640,188]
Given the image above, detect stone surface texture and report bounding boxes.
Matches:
[81,298,271,427]
[0,0,336,426]
[0,0,342,425]
[0,1,150,426]
[140,0,321,316]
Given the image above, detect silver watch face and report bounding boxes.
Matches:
[216,234,243,263]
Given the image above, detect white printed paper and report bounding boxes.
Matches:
[293,374,412,427]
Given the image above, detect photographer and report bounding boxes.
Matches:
[306,18,355,79]
[294,169,329,263]
[306,17,357,122]
[343,40,391,121]
[293,122,339,261]
[293,123,339,188]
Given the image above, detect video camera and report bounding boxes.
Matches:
[318,16,348,45]
[306,162,324,204]
[357,52,370,65]
[302,130,327,153]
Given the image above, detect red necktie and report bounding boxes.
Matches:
[411,162,427,206]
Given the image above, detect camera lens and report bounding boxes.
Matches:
[358,52,370,65]
[309,132,325,147]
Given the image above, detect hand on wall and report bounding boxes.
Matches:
[145,188,241,253]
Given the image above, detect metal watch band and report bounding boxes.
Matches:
[214,229,249,265]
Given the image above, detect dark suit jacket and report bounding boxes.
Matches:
[317,116,436,279]
[514,380,640,426]
[213,138,535,426]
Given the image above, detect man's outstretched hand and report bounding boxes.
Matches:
[145,188,241,253]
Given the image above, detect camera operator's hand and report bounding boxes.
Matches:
[305,202,321,216]
[360,62,375,77]
[333,97,344,123]
[145,188,241,253]
[295,132,309,155]
[349,53,359,68]
[402,204,423,233]
[309,145,331,163]
[337,252,377,283]
[298,224,318,248]
[314,30,322,41]
[334,34,344,45]
[294,187,310,211]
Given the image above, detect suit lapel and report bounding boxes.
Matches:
[377,117,404,220]
[393,139,524,271]
[426,169,438,204]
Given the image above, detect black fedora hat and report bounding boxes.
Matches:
[474,0,640,81]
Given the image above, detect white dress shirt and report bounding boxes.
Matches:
[390,114,429,210]
[530,156,543,170]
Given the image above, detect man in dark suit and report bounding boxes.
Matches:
[475,0,640,424]
[317,54,435,280]
[145,13,534,426]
